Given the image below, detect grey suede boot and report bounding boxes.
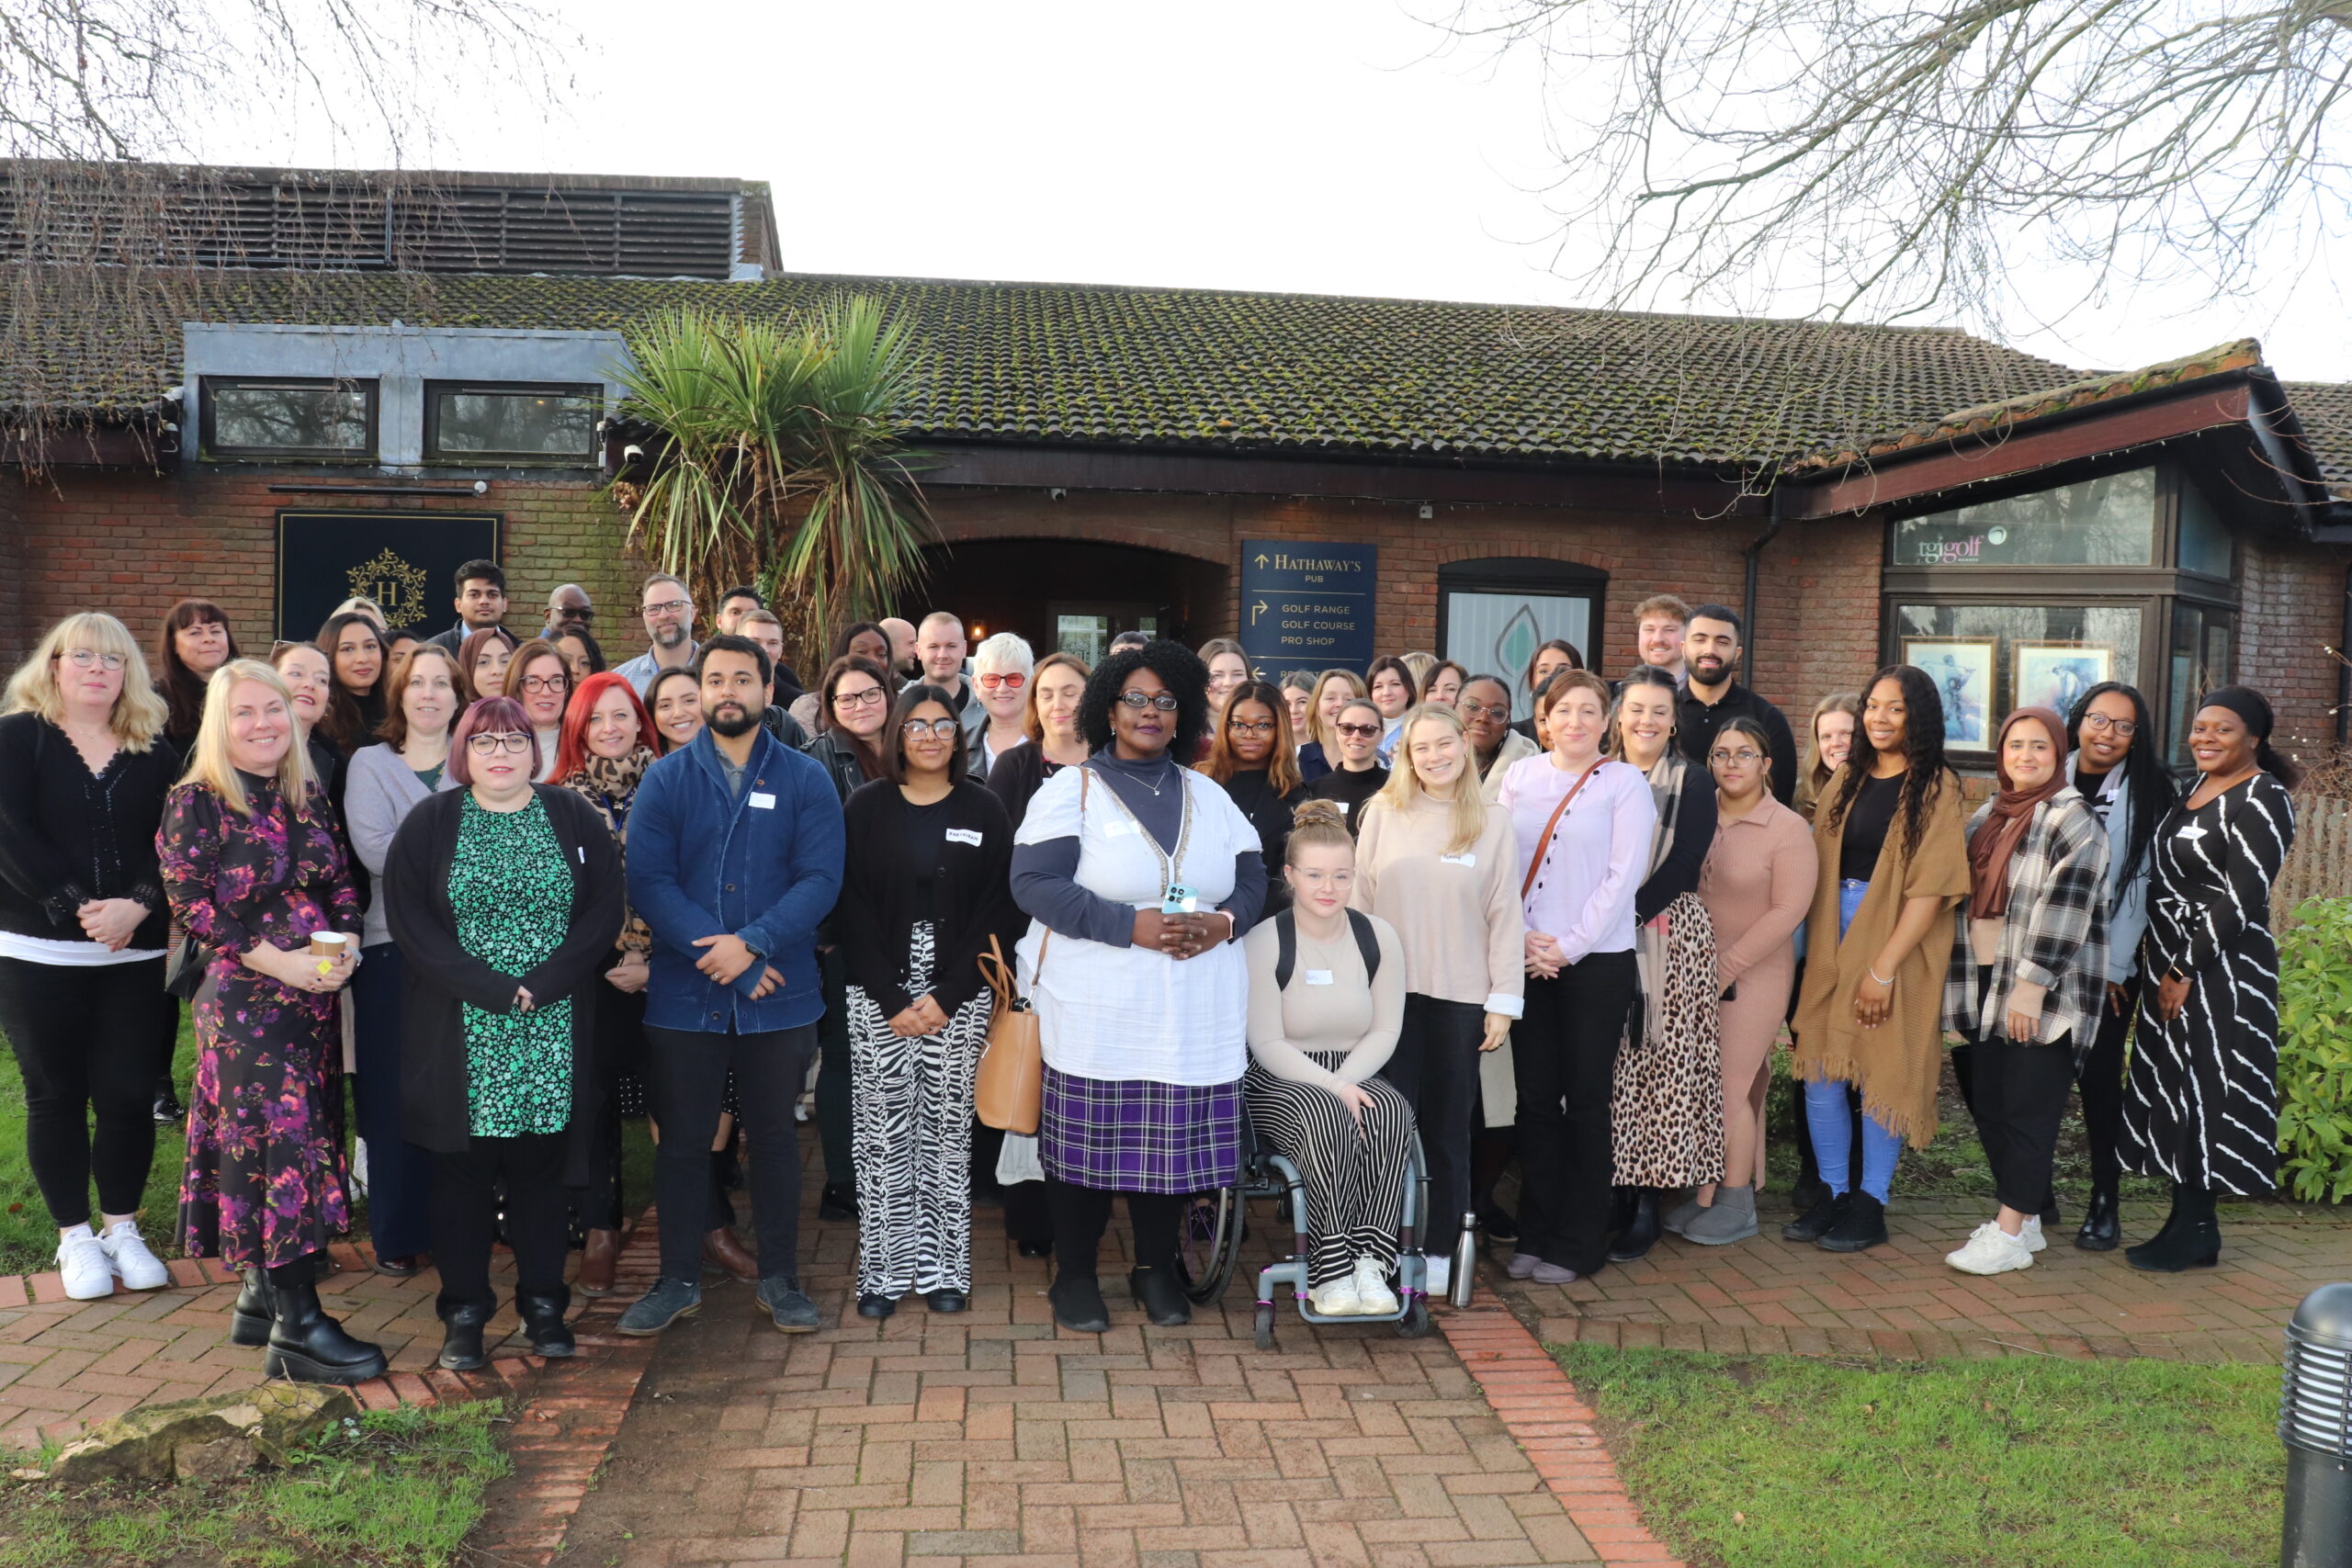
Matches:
[1681,1185,1759,1246]
[1660,1194,1704,1236]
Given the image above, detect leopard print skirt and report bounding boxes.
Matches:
[1611,891,1725,1188]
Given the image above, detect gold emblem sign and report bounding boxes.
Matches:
[347,547,430,628]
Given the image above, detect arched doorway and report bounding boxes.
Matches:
[900,537,1230,663]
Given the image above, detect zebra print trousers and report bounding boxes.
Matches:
[847,923,994,1299]
[1244,1053,1417,1286]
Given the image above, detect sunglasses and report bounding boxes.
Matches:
[978,671,1026,690]
[1335,722,1382,739]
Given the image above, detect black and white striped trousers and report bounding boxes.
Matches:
[847,923,993,1299]
[1244,1053,1416,1285]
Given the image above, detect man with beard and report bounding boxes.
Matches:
[616,573,700,700]
[618,635,844,1338]
[877,617,922,684]
[1674,604,1797,804]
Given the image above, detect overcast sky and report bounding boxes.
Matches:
[208,0,2352,383]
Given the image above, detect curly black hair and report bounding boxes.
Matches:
[1824,663,1957,862]
[1079,640,1210,757]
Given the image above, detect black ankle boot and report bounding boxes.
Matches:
[1129,1267,1191,1327]
[1606,1186,1637,1235]
[2127,1186,2220,1272]
[2075,1186,2121,1251]
[516,1290,576,1357]
[1782,1190,1847,1242]
[266,1262,389,1384]
[1817,1191,1889,1252]
[1048,1274,1109,1333]
[437,1299,492,1371]
[1607,1190,1663,1262]
[232,1268,275,1347]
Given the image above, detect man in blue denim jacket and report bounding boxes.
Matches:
[617,635,844,1336]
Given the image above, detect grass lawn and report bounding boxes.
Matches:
[0,1399,509,1568]
[1557,1342,2282,1568]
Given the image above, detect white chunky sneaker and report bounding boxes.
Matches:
[56,1225,114,1300]
[1351,1257,1399,1315]
[2021,1215,2048,1253]
[100,1222,170,1291]
[1307,1277,1362,1316]
[1945,1221,2034,1276]
[1423,1256,1451,1296]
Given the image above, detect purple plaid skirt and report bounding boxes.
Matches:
[1039,1066,1242,1194]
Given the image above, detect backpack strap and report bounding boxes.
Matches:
[1346,908,1381,984]
[1273,908,1297,991]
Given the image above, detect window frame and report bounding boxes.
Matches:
[421,379,605,467]
[1436,557,1609,708]
[199,375,379,462]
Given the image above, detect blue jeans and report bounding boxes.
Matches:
[1805,880,1905,1203]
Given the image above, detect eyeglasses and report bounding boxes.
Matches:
[1118,691,1180,712]
[56,649,126,671]
[642,598,691,617]
[1459,699,1508,719]
[516,673,569,694]
[1708,748,1764,766]
[900,717,961,739]
[1335,722,1381,739]
[833,687,888,708]
[2082,714,2138,737]
[978,671,1026,690]
[467,732,533,756]
[1228,720,1276,737]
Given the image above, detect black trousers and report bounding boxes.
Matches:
[1957,1033,2077,1215]
[1380,993,1486,1257]
[2077,975,2137,1190]
[1046,1177,1183,1280]
[816,947,855,1192]
[645,1022,816,1285]
[1514,953,1636,1275]
[0,955,170,1226]
[572,975,645,1234]
[353,944,435,1258]
[431,1131,568,1317]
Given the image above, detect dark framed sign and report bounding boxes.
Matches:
[1237,540,1377,682]
[275,510,503,639]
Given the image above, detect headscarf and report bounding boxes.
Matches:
[1966,706,2070,921]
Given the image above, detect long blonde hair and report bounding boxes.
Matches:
[1306,668,1367,750]
[1372,703,1487,855]
[3,613,167,750]
[177,659,314,818]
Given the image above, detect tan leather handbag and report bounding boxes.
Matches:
[975,932,1045,1134]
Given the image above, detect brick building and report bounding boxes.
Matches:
[6,162,2347,770]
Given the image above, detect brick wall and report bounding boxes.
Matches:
[2238,536,2351,759]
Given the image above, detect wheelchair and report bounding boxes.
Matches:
[1170,1109,1436,1348]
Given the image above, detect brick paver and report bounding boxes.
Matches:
[1492,1190,2335,1363]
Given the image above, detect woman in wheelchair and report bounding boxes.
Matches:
[1244,799,1414,1315]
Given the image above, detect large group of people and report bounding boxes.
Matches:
[0,569,2303,1381]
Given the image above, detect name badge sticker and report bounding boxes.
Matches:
[1441,852,1477,868]
[945,828,984,847]
[1102,818,1139,838]
[749,792,776,810]
[1303,968,1334,986]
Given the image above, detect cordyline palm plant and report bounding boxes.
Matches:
[609,299,933,658]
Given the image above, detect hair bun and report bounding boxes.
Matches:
[1290,797,1348,833]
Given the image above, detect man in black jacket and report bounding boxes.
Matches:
[1675,604,1797,806]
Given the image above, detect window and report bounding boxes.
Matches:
[2165,602,2236,767]
[1889,468,2155,569]
[1438,558,1606,716]
[424,381,602,464]
[2177,479,2234,578]
[202,377,377,459]
[1051,606,1157,667]
[1894,604,2143,747]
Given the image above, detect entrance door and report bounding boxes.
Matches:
[1438,558,1607,714]
[906,538,1227,657]
[1049,603,1160,666]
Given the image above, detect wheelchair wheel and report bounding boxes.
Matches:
[1174,1185,1245,1304]
[1397,1296,1432,1339]
[1253,1302,1277,1351]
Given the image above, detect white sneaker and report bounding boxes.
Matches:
[55,1226,113,1300]
[1424,1256,1451,1295]
[1351,1257,1399,1315]
[1945,1221,2034,1276]
[2021,1215,2048,1253]
[99,1222,170,1291]
[1308,1277,1362,1315]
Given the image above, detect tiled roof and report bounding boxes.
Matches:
[2280,379,2352,497]
[2,267,2087,468]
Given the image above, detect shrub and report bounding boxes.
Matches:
[2278,897,2352,1201]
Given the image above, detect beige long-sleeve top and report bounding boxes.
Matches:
[1243,912,1408,1091]
[1351,790,1526,1017]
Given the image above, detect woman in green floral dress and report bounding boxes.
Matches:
[383,696,623,1371]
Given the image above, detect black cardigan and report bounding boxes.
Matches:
[381,785,625,1164]
[984,740,1075,830]
[1218,768,1306,915]
[833,777,1023,1020]
[0,713,178,951]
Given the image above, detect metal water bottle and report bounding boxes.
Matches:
[1449,1213,1477,1307]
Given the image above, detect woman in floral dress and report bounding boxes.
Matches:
[157,658,381,1384]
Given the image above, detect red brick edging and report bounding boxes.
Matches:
[1440,1298,1687,1567]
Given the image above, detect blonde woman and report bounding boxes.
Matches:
[1351,704,1523,1295]
[158,660,379,1383]
[1299,668,1368,782]
[0,614,178,1300]
[1796,693,1862,822]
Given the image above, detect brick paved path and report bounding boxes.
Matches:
[1497,1190,2338,1363]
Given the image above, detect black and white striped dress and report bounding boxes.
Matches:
[2120,772,2296,1195]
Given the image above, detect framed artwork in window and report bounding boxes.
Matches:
[2014,644,2113,716]
[1901,637,1996,745]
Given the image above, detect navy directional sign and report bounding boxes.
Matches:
[1238,540,1377,681]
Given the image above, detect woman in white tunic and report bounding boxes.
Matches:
[1010,643,1267,1334]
